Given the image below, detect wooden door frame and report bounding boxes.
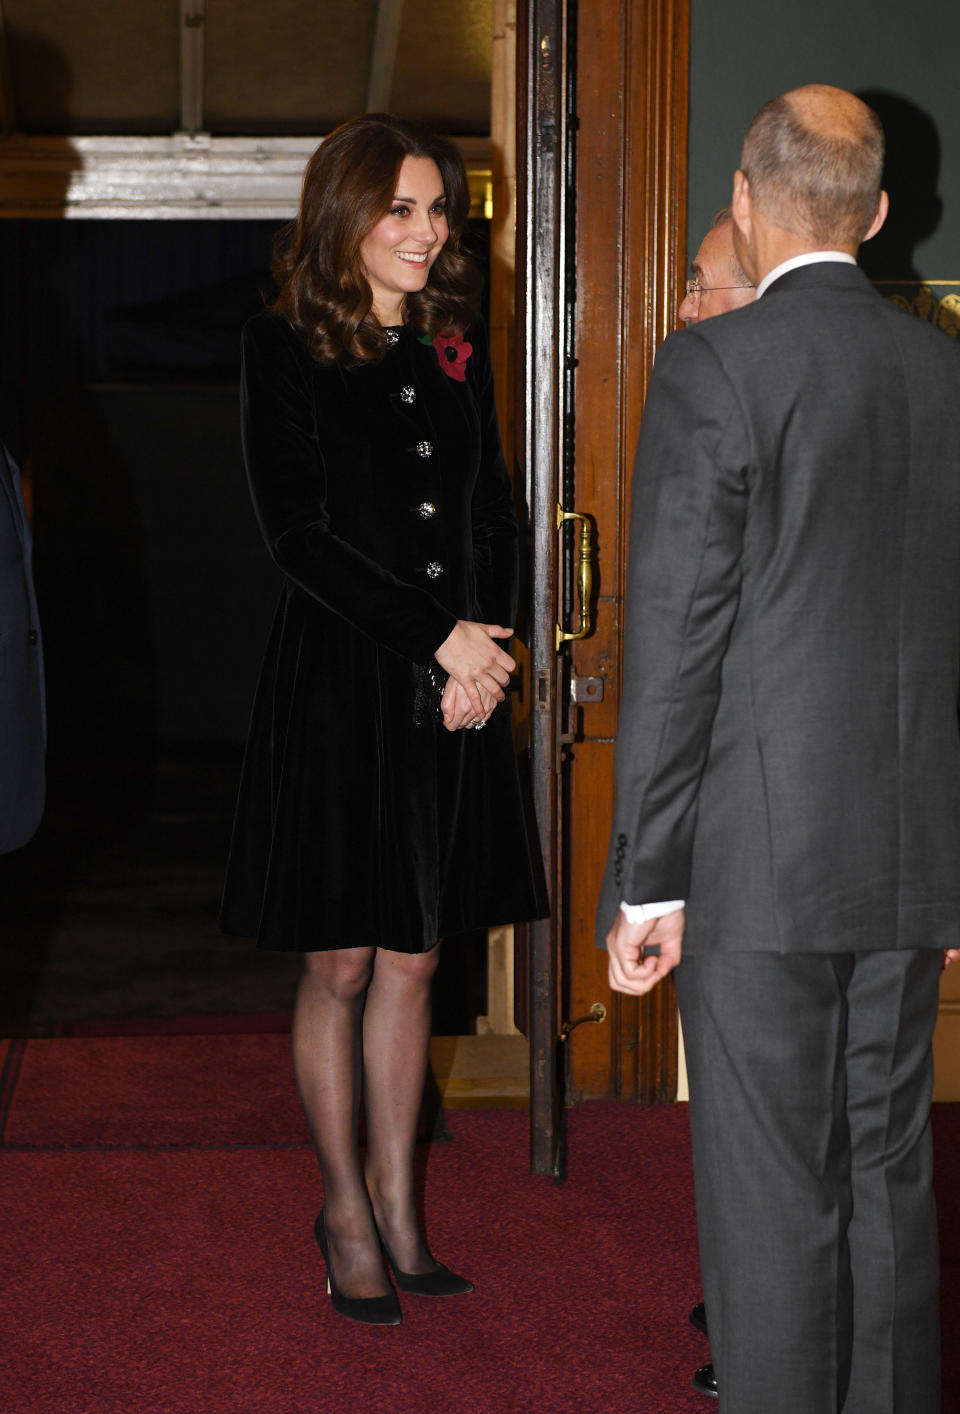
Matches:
[517,0,569,1177]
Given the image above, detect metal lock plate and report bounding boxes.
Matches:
[570,674,604,704]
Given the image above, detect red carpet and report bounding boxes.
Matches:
[2,1033,958,1413]
[1,1033,307,1148]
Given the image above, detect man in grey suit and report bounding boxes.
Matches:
[599,85,960,1412]
[0,438,45,853]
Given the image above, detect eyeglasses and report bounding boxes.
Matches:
[684,279,756,297]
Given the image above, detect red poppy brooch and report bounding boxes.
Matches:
[421,331,473,382]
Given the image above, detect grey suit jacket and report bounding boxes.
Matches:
[0,440,45,853]
[598,262,960,955]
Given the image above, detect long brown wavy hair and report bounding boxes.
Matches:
[272,113,482,365]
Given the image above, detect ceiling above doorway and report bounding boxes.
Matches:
[0,1,495,218]
[0,0,493,137]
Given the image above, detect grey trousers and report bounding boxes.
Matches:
[674,948,942,1414]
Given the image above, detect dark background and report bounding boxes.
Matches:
[0,218,488,1035]
[687,0,960,282]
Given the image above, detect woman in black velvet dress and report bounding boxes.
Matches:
[220,114,539,1324]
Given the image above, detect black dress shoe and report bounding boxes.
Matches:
[380,1240,473,1297]
[691,1362,718,1400]
[689,1300,708,1335]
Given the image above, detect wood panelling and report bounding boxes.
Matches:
[565,0,688,1102]
[564,739,617,1098]
[934,963,960,1100]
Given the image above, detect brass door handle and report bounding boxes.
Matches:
[556,504,595,649]
[559,1002,607,1041]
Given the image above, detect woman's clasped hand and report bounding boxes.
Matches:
[435,619,516,731]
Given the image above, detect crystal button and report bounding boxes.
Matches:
[385,330,400,346]
[400,385,416,404]
[418,501,437,519]
[425,561,444,579]
[414,440,433,458]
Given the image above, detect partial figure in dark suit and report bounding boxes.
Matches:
[0,439,44,854]
[598,85,960,1412]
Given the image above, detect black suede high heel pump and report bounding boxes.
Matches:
[314,1211,401,1326]
[378,1234,474,1297]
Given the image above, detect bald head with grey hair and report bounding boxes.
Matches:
[740,85,884,248]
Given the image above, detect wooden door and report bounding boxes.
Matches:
[517,0,690,1155]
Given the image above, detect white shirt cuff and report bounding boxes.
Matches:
[619,900,685,923]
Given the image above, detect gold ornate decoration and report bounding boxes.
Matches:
[875,281,960,339]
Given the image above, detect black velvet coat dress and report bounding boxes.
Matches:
[220,311,540,952]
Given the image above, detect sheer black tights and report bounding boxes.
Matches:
[291,943,440,1299]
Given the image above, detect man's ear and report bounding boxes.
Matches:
[862,189,889,244]
[732,169,751,237]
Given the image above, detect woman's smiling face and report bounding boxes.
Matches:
[359,155,449,326]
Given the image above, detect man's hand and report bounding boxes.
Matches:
[607,908,685,996]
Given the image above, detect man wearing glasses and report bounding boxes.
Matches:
[678,210,755,326]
